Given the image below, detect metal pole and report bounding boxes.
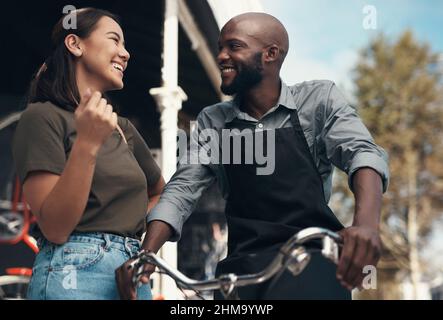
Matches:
[149,0,187,299]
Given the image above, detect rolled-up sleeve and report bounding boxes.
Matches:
[147,113,216,241]
[322,83,389,192]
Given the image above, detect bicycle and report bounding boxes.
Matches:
[0,121,38,299]
[0,203,37,300]
[0,207,36,300]
[130,227,342,300]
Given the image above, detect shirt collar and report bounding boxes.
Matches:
[224,81,297,123]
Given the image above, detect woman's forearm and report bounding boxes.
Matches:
[38,138,99,243]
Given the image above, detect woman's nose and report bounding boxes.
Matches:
[121,47,130,62]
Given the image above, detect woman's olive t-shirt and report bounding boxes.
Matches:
[12,102,161,239]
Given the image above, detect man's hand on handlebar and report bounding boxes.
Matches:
[115,221,173,300]
[336,226,381,291]
[115,256,155,300]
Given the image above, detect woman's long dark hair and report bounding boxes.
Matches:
[28,8,121,111]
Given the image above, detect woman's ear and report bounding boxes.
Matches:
[64,34,83,57]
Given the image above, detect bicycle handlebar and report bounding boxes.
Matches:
[131,227,342,298]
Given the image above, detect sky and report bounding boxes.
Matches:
[259,0,443,95]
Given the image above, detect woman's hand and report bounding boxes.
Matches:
[75,89,117,154]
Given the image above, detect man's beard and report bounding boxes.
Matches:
[221,52,263,96]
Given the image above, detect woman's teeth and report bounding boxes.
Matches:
[112,63,123,72]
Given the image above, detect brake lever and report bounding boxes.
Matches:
[128,257,143,287]
[322,235,341,264]
[218,274,239,300]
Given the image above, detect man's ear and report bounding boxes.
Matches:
[64,34,83,57]
[264,45,280,63]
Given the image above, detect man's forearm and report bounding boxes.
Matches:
[352,167,383,229]
[141,220,174,253]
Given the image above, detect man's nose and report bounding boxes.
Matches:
[217,48,229,64]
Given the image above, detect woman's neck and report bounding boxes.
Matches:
[76,65,104,104]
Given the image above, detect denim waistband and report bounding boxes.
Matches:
[38,232,142,256]
[68,232,141,246]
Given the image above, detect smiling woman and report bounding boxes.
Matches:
[72,16,130,94]
[29,8,129,111]
[11,7,165,300]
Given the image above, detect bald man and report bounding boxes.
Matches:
[116,13,389,300]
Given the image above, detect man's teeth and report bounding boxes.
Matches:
[112,63,123,72]
[222,68,235,73]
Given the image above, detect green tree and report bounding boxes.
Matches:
[349,31,443,299]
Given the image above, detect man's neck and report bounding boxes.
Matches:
[240,78,281,120]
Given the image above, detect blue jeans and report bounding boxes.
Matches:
[27,232,152,300]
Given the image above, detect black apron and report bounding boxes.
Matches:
[215,109,351,300]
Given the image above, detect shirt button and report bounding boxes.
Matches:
[257,123,264,129]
